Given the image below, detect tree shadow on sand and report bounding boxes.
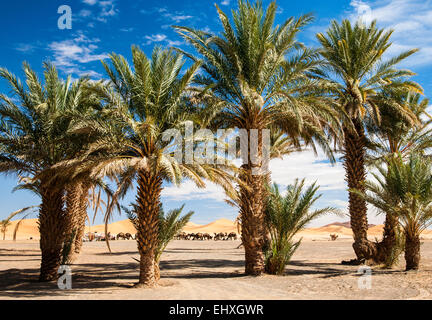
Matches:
[285,260,408,278]
[0,257,247,298]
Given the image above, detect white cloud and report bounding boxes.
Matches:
[162,180,227,202]
[83,0,97,5]
[162,149,346,202]
[79,9,92,17]
[221,0,230,6]
[144,34,167,45]
[140,7,193,23]
[270,150,346,191]
[81,0,118,23]
[143,34,183,47]
[48,33,108,79]
[348,0,432,67]
[15,43,36,53]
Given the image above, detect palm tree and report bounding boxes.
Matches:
[264,180,338,274]
[359,154,432,270]
[126,203,194,280]
[174,0,340,275]
[367,91,431,163]
[366,90,431,266]
[64,46,235,287]
[317,19,422,262]
[0,63,96,281]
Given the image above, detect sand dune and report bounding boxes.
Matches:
[4,218,432,241]
[3,219,39,240]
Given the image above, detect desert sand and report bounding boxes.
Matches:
[1,239,432,299]
[2,219,432,300]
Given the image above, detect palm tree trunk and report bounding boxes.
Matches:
[73,184,90,255]
[154,263,161,281]
[38,179,67,282]
[343,119,377,262]
[377,214,399,266]
[63,183,83,264]
[239,165,267,275]
[405,233,420,270]
[135,169,162,287]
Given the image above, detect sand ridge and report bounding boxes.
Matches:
[4,218,432,241]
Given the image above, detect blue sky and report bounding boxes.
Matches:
[0,0,431,226]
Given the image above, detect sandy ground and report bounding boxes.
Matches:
[1,239,432,300]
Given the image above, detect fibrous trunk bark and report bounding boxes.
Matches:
[343,119,377,262]
[239,127,268,275]
[405,233,420,271]
[63,182,83,264]
[38,179,67,282]
[73,184,90,255]
[135,169,162,287]
[376,214,399,266]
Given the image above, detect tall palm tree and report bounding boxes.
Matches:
[64,46,235,287]
[174,0,340,275]
[0,63,96,281]
[359,154,432,270]
[366,91,431,265]
[317,19,422,262]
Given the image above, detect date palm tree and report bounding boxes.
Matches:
[359,154,432,270]
[0,63,97,281]
[367,91,431,163]
[317,19,422,262]
[174,0,341,275]
[366,90,431,266]
[265,180,338,274]
[64,46,235,287]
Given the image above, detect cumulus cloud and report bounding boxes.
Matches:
[348,0,432,67]
[48,33,108,78]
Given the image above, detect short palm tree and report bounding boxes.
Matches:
[0,63,96,281]
[317,19,422,262]
[265,180,338,275]
[359,154,432,270]
[67,46,235,287]
[175,0,340,275]
[126,203,194,280]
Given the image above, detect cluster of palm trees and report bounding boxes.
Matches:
[0,0,430,286]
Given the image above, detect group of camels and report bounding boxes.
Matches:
[175,232,239,241]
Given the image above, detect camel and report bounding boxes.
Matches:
[116,232,127,240]
[227,232,237,240]
[330,234,339,241]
